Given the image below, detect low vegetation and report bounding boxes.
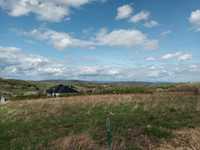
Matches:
[1,94,200,149]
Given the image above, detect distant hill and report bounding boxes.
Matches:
[2,78,199,99]
[39,79,170,86]
[0,78,54,98]
[0,78,152,98]
[0,78,39,97]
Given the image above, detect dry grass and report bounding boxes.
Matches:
[43,128,200,150]
[1,93,200,150]
[155,128,200,150]
[46,134,102,150]
[3,94,153,118]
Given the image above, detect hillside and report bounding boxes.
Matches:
[0,78,39,97]
[0,78,56,98]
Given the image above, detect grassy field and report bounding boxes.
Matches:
[1,93,200,150]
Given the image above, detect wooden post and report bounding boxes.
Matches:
[106,117,112,150]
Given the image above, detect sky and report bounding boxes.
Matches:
[0,0,200,82]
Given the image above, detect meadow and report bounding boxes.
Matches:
[1,93,200,150]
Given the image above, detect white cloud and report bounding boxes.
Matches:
[189,9,200,31]
[0,0,95,22]
[177,53,192,61]
[146,51,192,62]
[24,28,95,50]
[144,20,159,28]
[161,52,181,60]
[160,30,172,36]
[161,52,192,61]
[129,10,159,28]
[130,10,150,23]
[96,28,158,50]
[145,57,156,61]
[96,29,145,47]
[24,28,159,50]
[189,64,198,70]
[147,70,168,78]
[116,4,133,20]
[78,66,121,77]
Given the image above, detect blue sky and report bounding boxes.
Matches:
[0,0,200,82]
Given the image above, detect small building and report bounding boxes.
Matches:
[46,84,78,97]
[0,96,7,104]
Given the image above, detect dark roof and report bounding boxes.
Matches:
[46,84,78,94]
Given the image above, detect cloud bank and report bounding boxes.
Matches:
[0,46,198,82]
[0,0,96,22]
[24,28,159,50]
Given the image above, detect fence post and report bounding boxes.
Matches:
[106,117,112,150]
